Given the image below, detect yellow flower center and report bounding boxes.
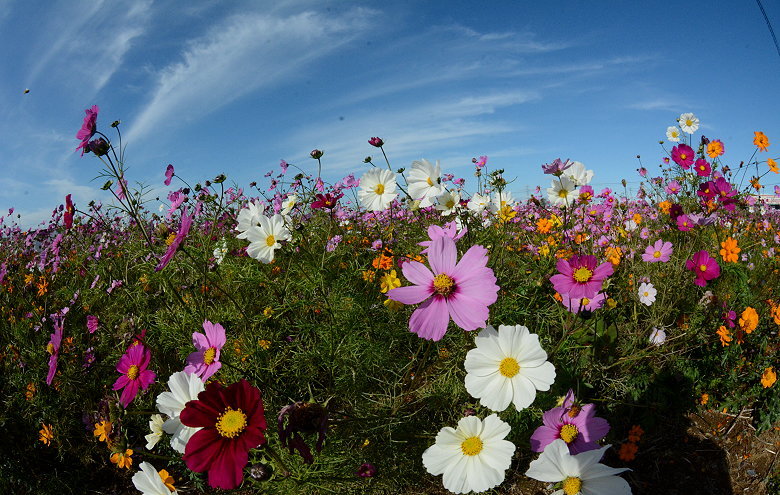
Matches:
[572,267,593,283]
[680,153,687,160]
[699,264,707,272]
[559,423,579,443]
[266,234,275,247]
[432,273,455,297]
[653,250,661,258]
[558,189,570,198]
[46,342,55,355]
[498,357,520,377]
[581,297,590,306]
[374,183,385,195]
[215,407,247,438]
[426,177,434,186]
[460,436,483,456]
[203,347,217,365]
[685,119,694,127]
[562,476,582,495]
[126,365,140,380]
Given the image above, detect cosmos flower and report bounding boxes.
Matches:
[642,239,672,262]
[184,320,226,381]
[637,282,656,306]
[754,131,770,151]
[526,440,631,495]
[164,164,175,186]
[235,201,265,239]
[649,328,666,346]
[64,194,75,229]
[113,343,156,408]
[671,144,695,169]
[435,190,460,216]
[559,292,607,314]
[278,401,329,464]
[529,390,610,454]
[156,208,194,272]
[245,214,291,264]
[180,379,267,489]
[550,255,614,300]
[311,192,343,210]
[547,176,579,207]
[679,112,700,134]
[694,158,711,177]
[563,161,594,186]
[387,236,498,341]
[666,126,681,142]
[467,192,490,214]
[75,105,99,155]
[707,139,725,158]
[542,158,574,176]
[132,461,177,494]
[156,371,206,454]
[418,220,467,254]
[145,414,165,450]
[422,414,515,494]
[358,168,398,211]
[464,325,556,412]
[685,250,720,287]
[407,159,444,208]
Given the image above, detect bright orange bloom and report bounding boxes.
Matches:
[618,442,638,462]
[39,423,54,446]
[627,425,644,443]
[716,325,732,346]
[719,237,740,263]
[739,307,759,334]
[706,139,725,158]
[536,218,553,234]
[158,469,176,492]
[94,421,112,443]
[110,449,133,469]
[371,253,393,270]
[632,213,642,225]
[770,301,780,326]
[36,277,48,296]
[658,200,672,215]
[25,382,36,401]
[700,393,709,405]
[768,158,778,174]
[750,177,762,191]
[754,131,770,151]
[761,367,777,388]
[605,246,622,266]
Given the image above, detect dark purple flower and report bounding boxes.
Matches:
[278,402,328,464]
[88,138,109,156]
[310,149,323,159]
[542,158,573,176]
[356,463,376,478]
[164,164,175,186]
[311,192,343,210]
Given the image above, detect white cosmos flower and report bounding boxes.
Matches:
[408,159,444,208]
[637,282,657,306]
[422,414,515,494]
[489,190,516,214]
[212,238,228,265]
[245,214,291,264]
[467,192,490,214]
[156,371,205,454]
[145,414,165,450]
[281,194,297,216]
[526,440,631,495]
[132,462,177,494]
[358,168,398,211]
[547,177,579,207]
[666,126,681,142]
[649,327,666,346]
[564,161,594,187]
[435,190,460,216]
[235,200,265,239]
[679,112,700,134]
[465,325,556,412]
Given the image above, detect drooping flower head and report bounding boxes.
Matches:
[422,414,516,494]
[550,255,613,300]
[685,250,720,287]
[184,320,226,381]
[64,194,75,229]
[387,236,499,341]
[75,105,99,155]
[164,164,175,186]
[113,343,156,408]
[529,390,610,454]
[278,401,329,464]
[180,379,267,490]
[156,208,194,272]
[671,144,695,169]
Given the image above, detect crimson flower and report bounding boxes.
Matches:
[75,105,99,155]
[311,192,343,210]
[64,194,75,229]
[113,343,156,408]
[686,250,720,287]
[368,137,384,147]
[180,379,267,489]
[671,144,694,169]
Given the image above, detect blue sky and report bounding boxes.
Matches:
[2,0,779,226]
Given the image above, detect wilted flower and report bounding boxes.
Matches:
[278,401,329,464]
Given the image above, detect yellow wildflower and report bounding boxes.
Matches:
[379,270,401,293]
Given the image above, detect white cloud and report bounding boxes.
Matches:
[125,8,375,143]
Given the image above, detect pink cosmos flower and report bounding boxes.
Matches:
[311,192,343,210]
[164,164,175,186]
[686,250,720,287]
[113,343,156,408]
[676,214,693,232]
[387,236,498,341]
[671,144,694,169]
[550,255,613,300]
[75,105,99,155]
[368,137,384,147]
[156,208,194,271]
[418,221,467,254]
[86,315,99,334]
[694,158,711,177]
[664,180,681,195]
[559,292,607,314]
[642,239,673,262]
[184,320,226,381]
[530,390,609,454]
[46,314,65,385]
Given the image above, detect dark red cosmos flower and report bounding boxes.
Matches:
[75,105,99,155]
[311,192,343,210]
[180,379,267,490]
[64,194,74,229]
[278,401,328,464]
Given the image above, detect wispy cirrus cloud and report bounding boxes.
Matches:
[125,8,376,143]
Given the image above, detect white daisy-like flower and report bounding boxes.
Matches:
[358,168,398,211]
[489,190,516,214]
[649,327,666,346]
[564,161,594,187]
[132,462,177,494]
[547,177,579,207]
[156,371,205,454]
[435,190,460,216]
[407,159,444,208]
[525,439,631,495]
[637,282,656,306]
[212,238,228,265]
[679,112,700,134]
[245,213,291,264]
[145,414,165,450]
[464,325,556,412]
[422,414,516,494]
[281,194,297,216]
[467,192,490,214]
[235,200,265,239]
[666,126,681,142]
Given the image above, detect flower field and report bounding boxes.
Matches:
[1,108,779,494]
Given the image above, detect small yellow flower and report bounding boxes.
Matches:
[606,298,617,309]
[754,131,770,152]
[383,298,403,311]
[379,270,401,294]
[110,449,133,470]
[94,421,113,443]
[25,382,36,401]
[361,438,370,448]
[165,233,177,246]
[362,270,376,282]
[761,367,776,388]
[263,306,274,317]
[258,339,271,350]
[716,325,732,347]
[700,393,709,405]
[39,423,54,446]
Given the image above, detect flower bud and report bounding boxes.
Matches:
[310,149,323,159]
[88,138,109,156]
[368,137,384,147]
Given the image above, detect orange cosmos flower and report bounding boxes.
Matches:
[768,158,778,174]
[110,449,133,469]
[658,200,672,215]
[706,139,725,158]
[761,367,777,388]
[536,218,553,234]
[719,237,740,263]
[39,423,54,446]
[371,252,393,270]
[94,420,113,443]
[770,301,780,326]
[754,131,770,151]
[618,442,638,462]
[627,425,644,443]
[739,307,759,334]
[605,246,622,266]
[716,325,732,346]
[700,393,709,405]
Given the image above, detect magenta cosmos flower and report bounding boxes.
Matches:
[671,144,694,169]
[686,250,720,287]
[387,236,498,341]
[550,255,613,300]
[184,320,226,381]
[642,239,673,262]
[75,105,99,155]
[113,343,156,408]
[46,314,65,385]
[164,164,175,186]
[418,221,467,254]
[529,390,610,454]
[156,207,194,271]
